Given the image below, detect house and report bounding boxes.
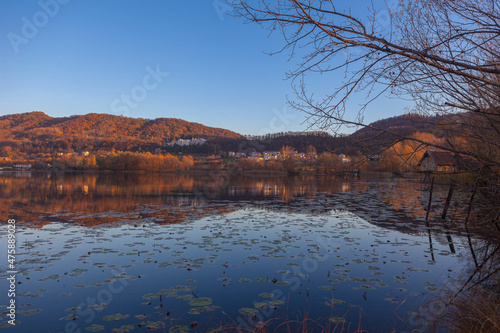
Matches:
[166,138,207,147]
[235,152,246,158]
[263,151,280,160]
[339,154,351,164]
[248,152,262,159]
[294,152,306,159]
[248,152,264,161]
[417,150,457,173]
[13,164,32,170]
[191,138,207,145]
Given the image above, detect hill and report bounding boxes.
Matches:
[0,111,456,159]
[242,131,348,154]
[348,113,452,153]
[0,112,244,156]
[238,113,451,155]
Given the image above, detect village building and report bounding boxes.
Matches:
[248,152,264,161]
[417,150,458,173]
[235,152,246,158]
[339,154,351,164]
[262,151,281,160]
[13,164,32,170]
[417,150,486,183]
[166,138,207,147]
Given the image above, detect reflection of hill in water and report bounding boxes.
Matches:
[0,172,361,226]
[0,172,477,239]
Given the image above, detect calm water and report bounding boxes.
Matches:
[0,172,484,332]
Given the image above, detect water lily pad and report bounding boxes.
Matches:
[254,302,268,309]
[238,308,259,315]
[65,307,81,312]
[39,274,60,281]
[112,324,134,333]
[325,299,346,306]
[276,281,291,286]
[103,313,129,321]
[158,289,177,296]
[361,284,376,290]
[22,308,42,316]
[145,321,165,329]
[319,286,335,290]
[143,293,160,300]
[85,324,105,331]
[169,325,189,333]
[173,285,195,291]
[384,298,400,303]
[187,305,218,315]
[188,297,212,307]
[177,294,193,301]
[59,314,77,321]
[69,268,88,277]
[89,303,107,310]
[157,262,172,268]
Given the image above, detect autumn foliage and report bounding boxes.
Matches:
[54,151,194,171]
[379,132,444,172]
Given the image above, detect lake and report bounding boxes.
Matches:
[0,171,488,332]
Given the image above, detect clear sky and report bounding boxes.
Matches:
[0,0,411,135]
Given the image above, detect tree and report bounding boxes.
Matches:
[306,144,317,160]
[229,0,500,169]
[280,145,294,158]
[317,153,341,174]
[379,132,443,172]
[0,146,13,157]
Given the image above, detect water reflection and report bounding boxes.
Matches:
[0,171,497,332]
[0,172,479,233]
[0,172,367,226]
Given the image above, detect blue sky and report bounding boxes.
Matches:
[0,0,410,135]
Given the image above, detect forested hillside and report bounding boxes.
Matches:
[0,111,457,159]
[0,112,243,157]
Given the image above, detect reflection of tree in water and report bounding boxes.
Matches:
[218,175,368,202]
[381,177,500,331]
[0,172,367,227]
[427,238,500,332]
[1,172,235,227]
[376,178,471,221]
[0,172,489,239]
